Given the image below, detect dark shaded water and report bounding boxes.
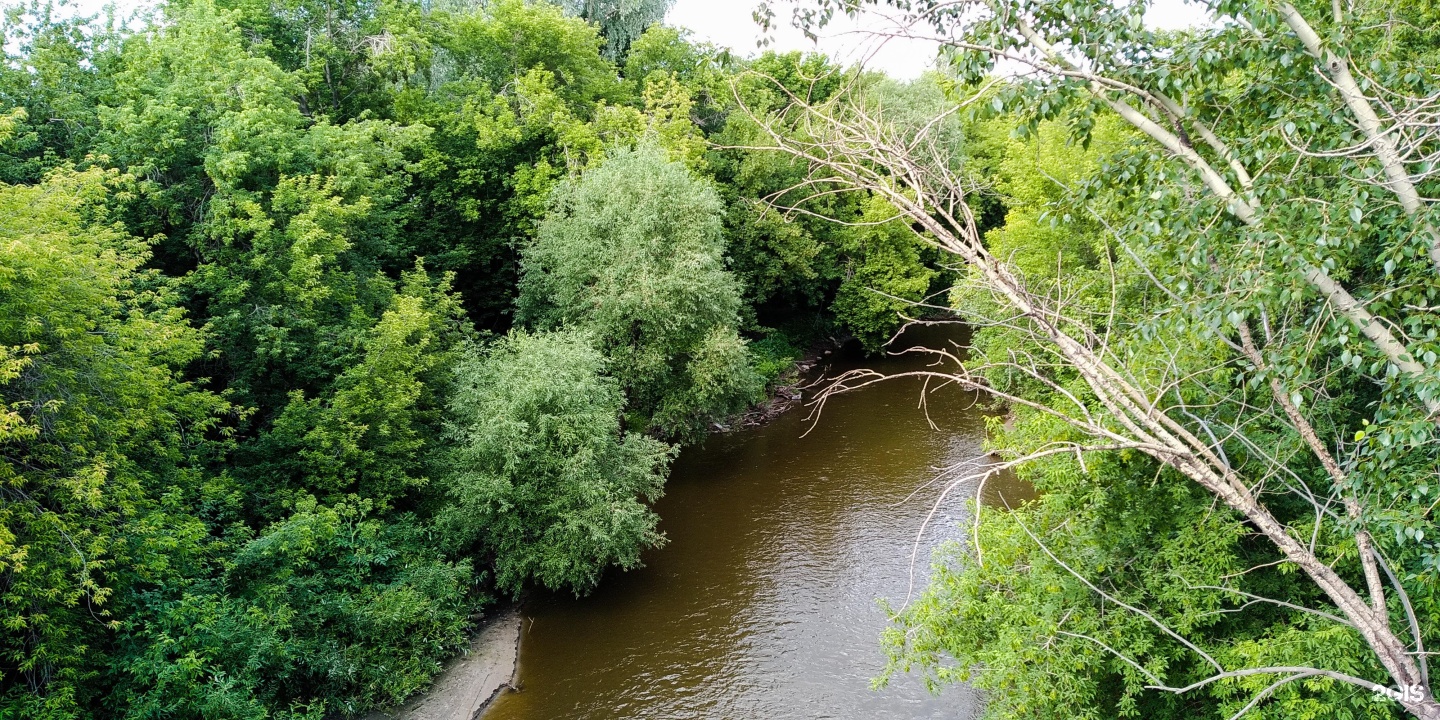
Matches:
[483,325,1031,719]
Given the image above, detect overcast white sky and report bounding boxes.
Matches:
[60,0,1212,80]
[669,0,1212,79]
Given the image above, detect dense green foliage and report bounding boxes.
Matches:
[517,143,760,439]
[442,330,670,595]
[554,0,674,59]
[12,0,1438,715]
[0,165,229,719]
[749,0,1440,717]
[708,57,948,350]
[0,0,950,714]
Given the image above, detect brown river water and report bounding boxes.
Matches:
[482,324,1032,720]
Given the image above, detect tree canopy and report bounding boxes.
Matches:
[554,0,675,59]
[518,142,762,439]
[758,0,1440,717]
[0,0,959,714]
[441,330,671,595]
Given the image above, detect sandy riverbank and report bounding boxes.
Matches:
[365,609,521,720]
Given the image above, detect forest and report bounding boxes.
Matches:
[0,0,955,715]
[3,0,1440,718]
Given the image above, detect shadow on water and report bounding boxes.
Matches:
[483,323,1034,720]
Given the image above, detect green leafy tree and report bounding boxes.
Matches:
[707,52,855,317]
[116,497,475,718]
[0,3,122,183]
[193,0,398,120]
[442,0,622,107]
[191,117,434,407]
[554,0,673,60]
[831,196,936,351]
[246,265,469,511]
[441,330,671,595]
[623,25,728,130]
[518,142,761,439]
[759,0,1440,715]
[96,0,306,239]
[708,52,955,349]
[0,166,227,717]
[392,0,623,328]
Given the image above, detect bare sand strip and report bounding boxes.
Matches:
[366,609,521,720]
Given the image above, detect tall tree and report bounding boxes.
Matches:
[0,3,122,183]
[393,0,624,328]
[0,165,228,718]
[756,0,1440,717]
[554,0,673,59]
[518,142,761,440]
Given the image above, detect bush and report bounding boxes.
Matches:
[441,330,673,595]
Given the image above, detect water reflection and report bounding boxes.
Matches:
[483,324,1032,720]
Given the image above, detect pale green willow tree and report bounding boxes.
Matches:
[554,0,674,59]
[517,142,761,440]
[440,330,672,595]
[750,0,1440,717]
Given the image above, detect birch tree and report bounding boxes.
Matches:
[748,0,1440,716]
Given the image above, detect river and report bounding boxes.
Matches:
[482,324,1031,720]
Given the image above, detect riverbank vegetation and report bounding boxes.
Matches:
[758,1,1440,718]
[9,0,1438,717]
[0,1,951,715]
